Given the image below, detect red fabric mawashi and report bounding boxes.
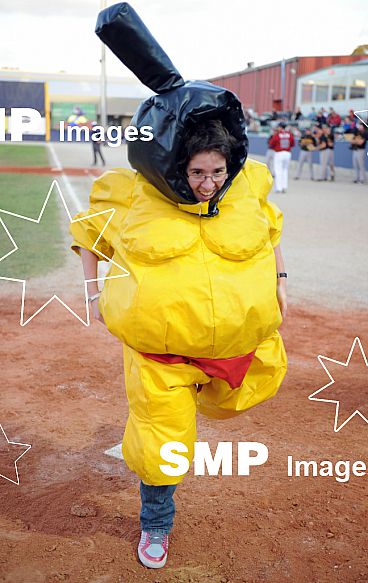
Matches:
[140,351,256,389]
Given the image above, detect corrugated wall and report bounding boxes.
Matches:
[210,54,368,113]
[298,55,367,75]
[211,59,298,112]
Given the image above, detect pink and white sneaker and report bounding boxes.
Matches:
[138,531,169,568]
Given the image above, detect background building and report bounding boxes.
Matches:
[296,60,368,116]
[209,55,368,115]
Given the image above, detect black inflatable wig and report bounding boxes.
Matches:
[96,3,248,216]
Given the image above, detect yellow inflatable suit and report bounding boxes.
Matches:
[70,159,287,485]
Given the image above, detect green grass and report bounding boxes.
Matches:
[0,144,49,167]
[0,173,65,279]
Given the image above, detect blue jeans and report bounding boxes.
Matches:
[140,481,177,534]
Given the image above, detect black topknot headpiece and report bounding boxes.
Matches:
[96,3,248,215]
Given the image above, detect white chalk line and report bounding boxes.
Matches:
[47,142,84,213]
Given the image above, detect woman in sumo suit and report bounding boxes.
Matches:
[70,3,287,569]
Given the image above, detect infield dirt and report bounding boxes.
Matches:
[0,297,367,583]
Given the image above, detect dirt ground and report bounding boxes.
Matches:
[0,166,103,177]
[0,294,367,583]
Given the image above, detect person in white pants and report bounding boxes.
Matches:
[294,128,316,180]
[265,129,277,177]
[317,126,335,181]
[353,149,366,183]
[274,150,292,192]
[265,147,275,177]
[350,123,368,184]
[269,122,295,193]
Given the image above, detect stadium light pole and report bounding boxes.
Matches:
[100,0,108,129]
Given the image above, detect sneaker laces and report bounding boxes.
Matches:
[148,533,166,545]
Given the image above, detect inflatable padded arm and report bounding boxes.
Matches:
[243,160,283,247]
[70,169,135,260]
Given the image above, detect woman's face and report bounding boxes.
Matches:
[186,151,227,203]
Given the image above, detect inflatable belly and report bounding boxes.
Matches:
[96,164,283,358]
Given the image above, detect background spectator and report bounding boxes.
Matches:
[350,122,368,184]
[316,110,326,127]
[90,121,106,167]
[317,125,335,181]
[294,128,316,180]
[307,107,317,121]
[293,107,303,121]
[343,116,356,134]
[327,107,342,130]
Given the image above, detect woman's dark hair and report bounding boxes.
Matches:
[178,119,238,172]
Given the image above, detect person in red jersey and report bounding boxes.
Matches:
[268,122,295,193]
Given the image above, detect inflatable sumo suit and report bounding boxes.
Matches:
[70,3,287,485]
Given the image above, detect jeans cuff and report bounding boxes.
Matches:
[140,527,171,535]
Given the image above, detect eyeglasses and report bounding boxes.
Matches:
[187,172,228,183]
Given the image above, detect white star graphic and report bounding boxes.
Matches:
[354,109,368,128]
[308,337,368,432]
[0,424,31,485]
[0,179,129,326]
